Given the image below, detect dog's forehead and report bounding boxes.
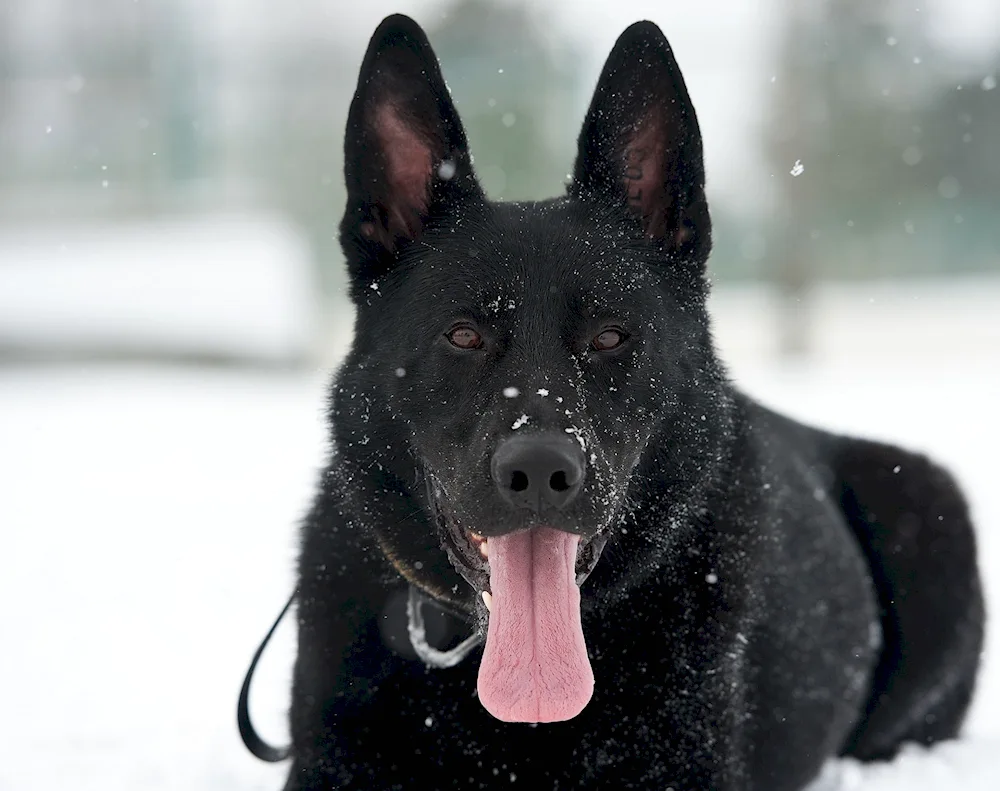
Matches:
[419,201,655,312]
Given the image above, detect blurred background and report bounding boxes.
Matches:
[1,1,998,790]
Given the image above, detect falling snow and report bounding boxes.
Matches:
[437,159,457,180]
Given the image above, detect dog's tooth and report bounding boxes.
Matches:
[479,539,489,558]
[482,590,493,612]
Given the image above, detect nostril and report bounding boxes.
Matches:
[549,470,569,492]
[510,470,529,492]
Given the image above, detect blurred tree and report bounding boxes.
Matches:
[914,56,1000,261]
[155,3,203,183]
[251,41,352,297]
[430,0,583,201]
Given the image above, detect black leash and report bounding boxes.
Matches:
[237,588,297,762]
[238,585,480,763]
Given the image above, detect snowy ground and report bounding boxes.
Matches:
[1,343,998,789]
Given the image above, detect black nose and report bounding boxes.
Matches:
[491,433,586,512]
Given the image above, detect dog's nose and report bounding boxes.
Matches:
[491,433,586,512]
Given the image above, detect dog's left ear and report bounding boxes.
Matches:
[570,22,710,264]
[341,15,481,284]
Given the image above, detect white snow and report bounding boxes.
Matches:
[1,284,998,789]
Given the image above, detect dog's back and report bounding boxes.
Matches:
[755,404,985,759]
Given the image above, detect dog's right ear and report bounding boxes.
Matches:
[341,15,481,287]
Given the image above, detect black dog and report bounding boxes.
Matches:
[265,15,984,790]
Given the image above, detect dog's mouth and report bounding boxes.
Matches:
[430,491,608,724]
[436,510,608,597]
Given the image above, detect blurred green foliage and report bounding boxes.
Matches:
[0,0,996,300]
[765,0,1000,283]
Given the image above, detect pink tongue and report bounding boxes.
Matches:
[477,527,593,723]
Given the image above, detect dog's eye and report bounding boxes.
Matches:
[592,329,625,352]
[447,326,483,350]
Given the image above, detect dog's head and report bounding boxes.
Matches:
[333,15,731,723]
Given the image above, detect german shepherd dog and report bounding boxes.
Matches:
[268,14,984,791]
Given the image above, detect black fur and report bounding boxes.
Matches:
[282,16,984,790]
